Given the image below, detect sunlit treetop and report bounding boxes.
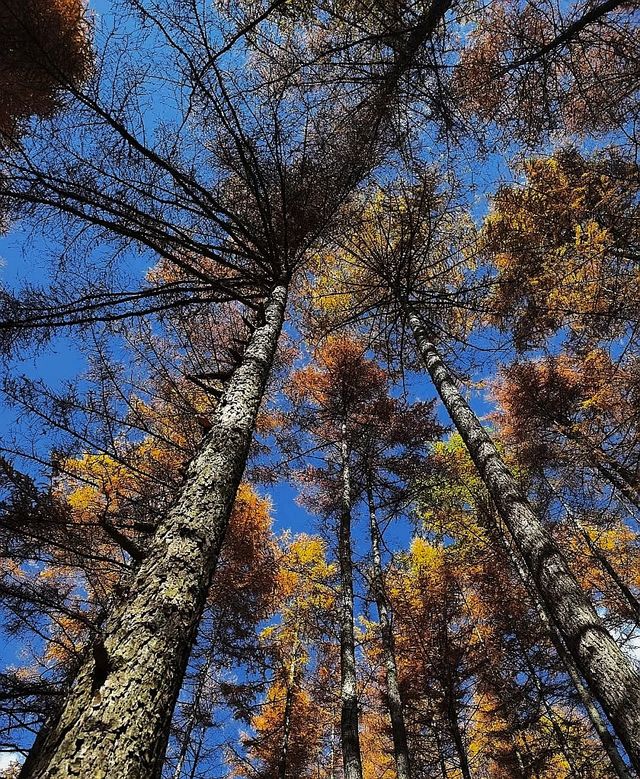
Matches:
[305,171,479,362]
[480,148,640,350]
[455,0,640,144]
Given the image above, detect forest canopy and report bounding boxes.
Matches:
[0,0,639,778]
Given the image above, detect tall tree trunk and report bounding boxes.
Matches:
[20,283,289,779]
[187,727,205,779]
[366,481,412,779]
[338,424,363,779]
[496,518,633,779]
[277,639,300,779]
[406,307,640,772]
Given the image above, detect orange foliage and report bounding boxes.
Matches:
[480,150,640,349]
[0,0,91,136]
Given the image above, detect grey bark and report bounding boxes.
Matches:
[277,639,300,779]
[20,283,289,779]
[338,424,363,779]
[366,482,412,779]
[499,521,633,779]
[406,307,640,773]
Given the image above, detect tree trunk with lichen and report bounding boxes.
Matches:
[277,638,300,779]
[20,284,288,779]
[406,305,640,774]
[338,425,363,779]
[500,524,634,779]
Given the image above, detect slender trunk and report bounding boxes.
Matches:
[516,637,578,774]
[172,654,214,779]
[187,728,204,779]
[554,419,640,511]
[570,511,640,624]
[21,284,289,779]
[432,725,448,779]
[499,521,633,779]
[329,723,336,779]
[444,684,472,779]
[338,424,363,779]
[406,307,640,772]
[366,481,412,779]
[277,640,300,779]
[440,624,472,779]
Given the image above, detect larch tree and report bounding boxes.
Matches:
[233,534,335,779]
[0,0,92,139]
[492,353,640,512]
[418,433,634,779]
[307,171,640,769]
[1,0,640,775]
[0,1,462,773]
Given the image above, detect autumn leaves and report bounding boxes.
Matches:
[1,0,640,776]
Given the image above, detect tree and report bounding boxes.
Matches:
[418,433,633,779]
[235,535,334,779]
[0,0,91,139]
[282,336,442,779]
[0,2,459,771]
[479,149,640,351]
[308,173,640,769]
[454,0,640,145]
[3,0,640,773]
[493,352,640,512]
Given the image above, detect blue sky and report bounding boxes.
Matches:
[0,0,597,769]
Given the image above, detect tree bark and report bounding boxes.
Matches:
[366,482,412,779]
[277,639,300,779]
[504,529,634,779]
[338,424,363,779]
[406,307,640,773]
[20,283,289,779]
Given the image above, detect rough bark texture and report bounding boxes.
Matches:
[504,532,633,779]
[338,426,364,779]
[20,284,289,779]
[366,484,412,779]
[407,307,640,773]
[277,643,299,779]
